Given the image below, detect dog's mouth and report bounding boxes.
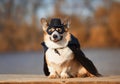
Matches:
[50,36,63,42]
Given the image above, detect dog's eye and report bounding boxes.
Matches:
[56,28,62,33]
[48,28,55,33]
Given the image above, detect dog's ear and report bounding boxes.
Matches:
[63,17,71,29]
[40,18,48,31]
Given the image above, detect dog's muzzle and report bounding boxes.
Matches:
[53,34,58,39]
[50,33,63,42]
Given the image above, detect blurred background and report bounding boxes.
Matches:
[0,0,120,75]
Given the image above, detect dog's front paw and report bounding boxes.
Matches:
[48,74,58,79]
[60,73,70,79]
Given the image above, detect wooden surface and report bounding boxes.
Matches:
[0,74,120,84]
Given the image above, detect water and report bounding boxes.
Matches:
[0,51,44,75]
[0,49,120,75]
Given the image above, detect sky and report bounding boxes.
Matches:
[36,0,111,20]
[0,0,119,24]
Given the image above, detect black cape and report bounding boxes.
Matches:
[41,34,101,76]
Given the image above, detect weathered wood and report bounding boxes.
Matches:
[0,75,120,84]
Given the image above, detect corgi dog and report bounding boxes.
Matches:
[41,18,101,78]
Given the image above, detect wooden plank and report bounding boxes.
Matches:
[0,74,120,84]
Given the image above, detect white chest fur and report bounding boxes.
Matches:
[46,47,73,65]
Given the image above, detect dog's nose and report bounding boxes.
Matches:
[53,34,58,39]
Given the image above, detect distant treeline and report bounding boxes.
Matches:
[0,19,42,52]
[0,1,120,52]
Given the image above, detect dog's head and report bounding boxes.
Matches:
[41,18,71,48]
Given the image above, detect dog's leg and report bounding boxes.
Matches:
[60,67,70,79]
[48,66,58,78]
[77,67,95,77]
[77,67,88,77]
[86,72,96,77]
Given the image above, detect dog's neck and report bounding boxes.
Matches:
[45,40,68,49]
